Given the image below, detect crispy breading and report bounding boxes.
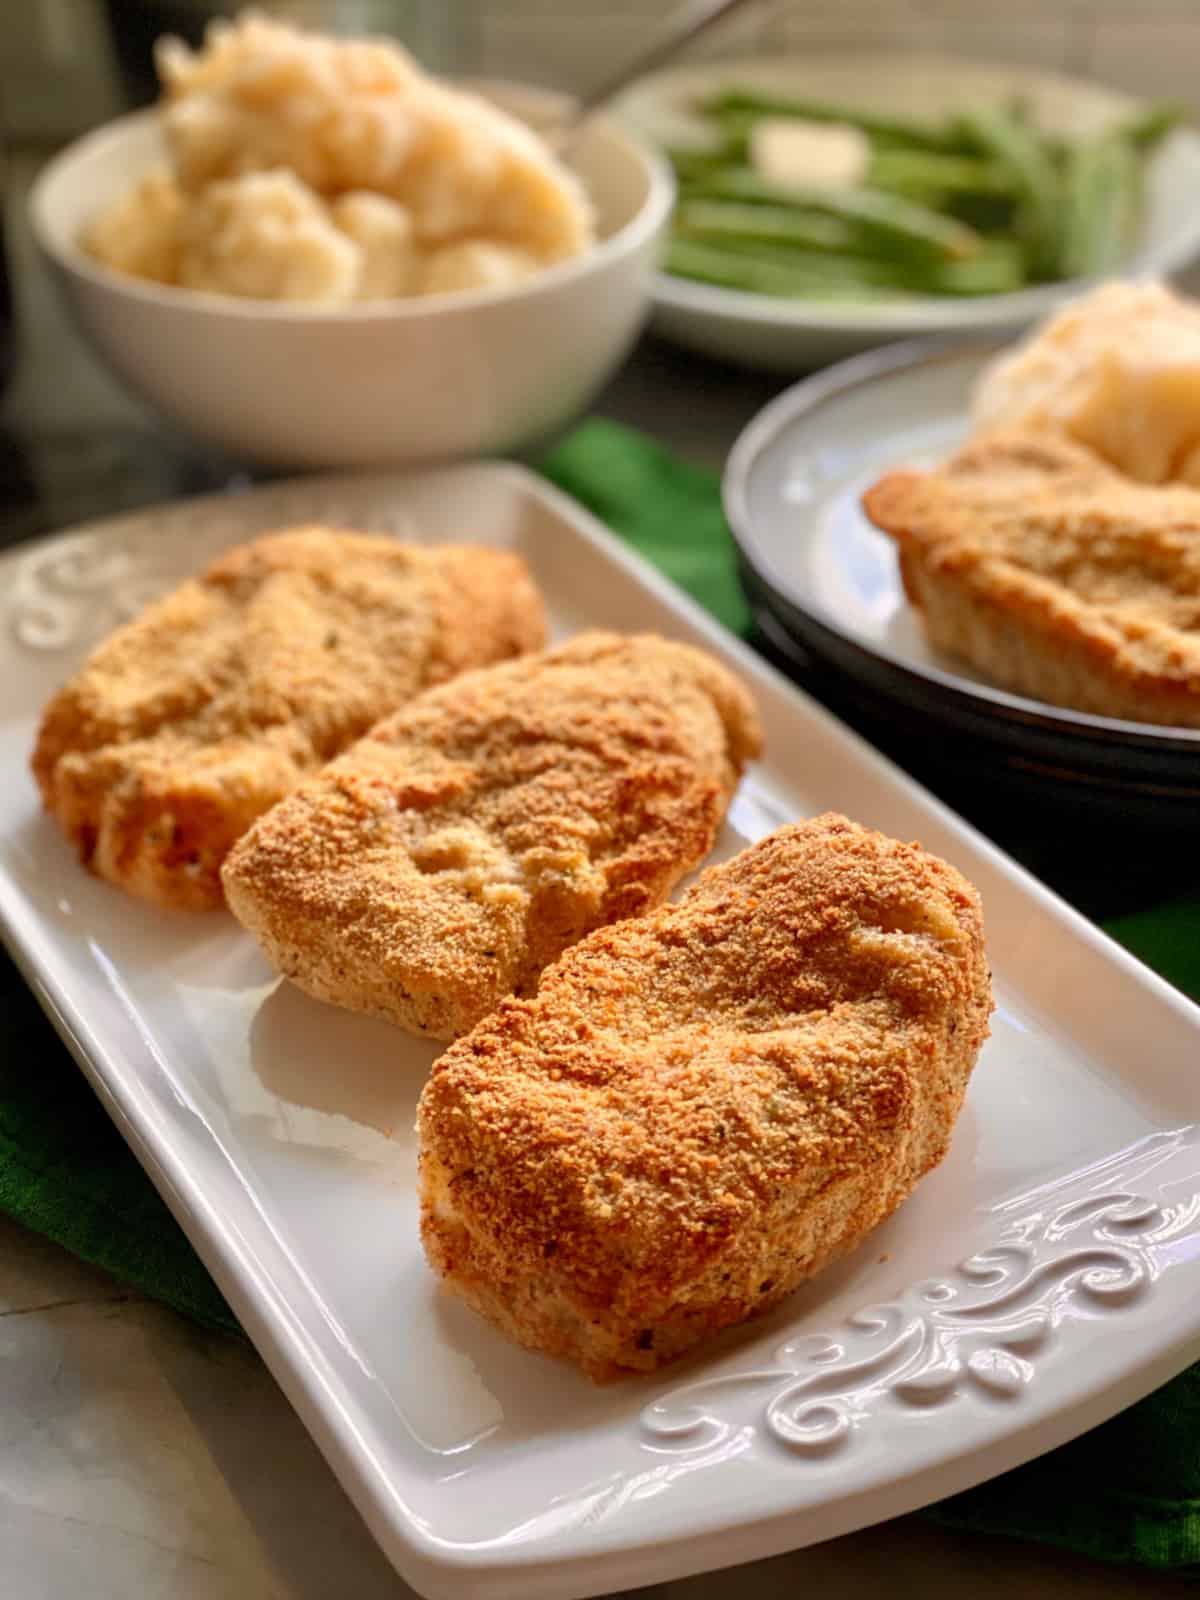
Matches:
[417,813,992,1380]
[33,528,546,910]
[222,631,763,1040]
[863,431,1200,726]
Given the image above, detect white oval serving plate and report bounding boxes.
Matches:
[2,465,1199,1600]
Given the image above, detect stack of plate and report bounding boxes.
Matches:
[723,340,1200,811]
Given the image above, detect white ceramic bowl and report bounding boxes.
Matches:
[30,85,673,469]
[614,54,1200,371]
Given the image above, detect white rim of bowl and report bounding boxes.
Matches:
[29,97,676,322]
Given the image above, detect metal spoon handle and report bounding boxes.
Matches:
[563,0,762,132]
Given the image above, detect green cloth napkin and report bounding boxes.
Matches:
[3,417,1199,1568]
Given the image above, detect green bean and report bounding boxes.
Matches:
[666,233,1025,298]
[1060,133,1139,279]
[666,146,737,182]
[706,108,760,160]
[673,202,1025,292]
[943,192,1020,234]
[674,199,862,254]
[700,88,959,153]
[664,238,907,299]
[680,168,980,261]
[926,242,1027,295]
[867,150,1018,199]
[671,232,910,283]
[954,106,1063,276]
[1113,101,1187,151]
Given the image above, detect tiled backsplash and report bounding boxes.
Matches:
[4,0,1199,145]
[476,1,1200,103]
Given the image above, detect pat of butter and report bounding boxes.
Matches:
[749,118,871,189]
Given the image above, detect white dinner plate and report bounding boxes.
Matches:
[2,465,1200,1600]
[613,54,1200,370]
[723,339,1200,798]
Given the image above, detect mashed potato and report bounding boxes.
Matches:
[83,9,594,303]
[177,169,360,299]
[971,281,1200,485]
[84,172,185,285]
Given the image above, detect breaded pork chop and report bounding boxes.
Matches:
[222,631,762,1040]
[863,431,1200,726]
[418,814,991,1380]
[33,528,546,910]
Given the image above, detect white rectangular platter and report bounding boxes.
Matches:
[3,462,1200,1600]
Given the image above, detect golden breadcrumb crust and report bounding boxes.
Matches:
[32,527,546,910]
[222,631,763,1040]
[863,431,1200,725]
[417,813,992,1380]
